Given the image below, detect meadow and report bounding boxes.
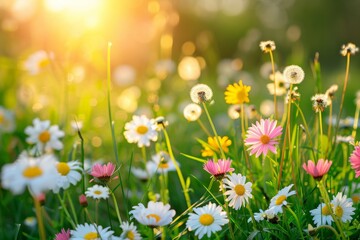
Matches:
[0,1,360,239]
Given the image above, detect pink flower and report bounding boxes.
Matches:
[244,118,283,157]
[90,162,117,183]
[55,228,71,240]
[350,146,360,178]
[203,159,234,180]
[302,159,332,180]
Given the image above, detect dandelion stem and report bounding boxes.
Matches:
[162,128,192,209]
[326,104,333,156]
[269,50,278,119]
[333,53,351,149]
[201,102,226,159]
[111,191,123,225]
[319,111,324,158]
[34,197,46,240]
[197,118,211,137]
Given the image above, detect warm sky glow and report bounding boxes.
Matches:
[45,0,101,13]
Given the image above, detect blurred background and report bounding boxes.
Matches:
[0,0,360,170]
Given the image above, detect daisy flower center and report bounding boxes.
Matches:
[57,162,70,176]
[321,205,332,215]
[146,213,161,223]
[159,162,169,169]
[84,232,98,239]
[23,166,43,178]
[234,184,245,196]
[38,130,51,143]
[260,135,270,144]
[126,231,135,240]
[94,190,102,195]
[275,195,287,205]
[199,213,214,226]
[136,125,148,135]
[335,206,343,218]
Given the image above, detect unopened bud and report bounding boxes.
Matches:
[79,194,88,207]
[37,193,46,206]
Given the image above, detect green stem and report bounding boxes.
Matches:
[333,53,351,149]
[201,102,226,159]
[66,191,78,225]
[352,105,360,139]
[319,111,324,158]
[34,197,46,240]
[57,194,76,228]
[163,128,192,209]
[286,207,305,240]
[197,118,211,137]
[221,182,235,240]
[111,191,123,225]
[269,50,277,119]
[316,225,340,239]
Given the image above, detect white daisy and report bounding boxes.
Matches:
[331,192,355,223]
[190,84,213,104]
[124,115,158,148]
[85,184,110,200]
[269,184,296,214]
[183,103,202,121]
[283,65,305,84]
[23,50,53,75]
[146,151,178,174]
[0,106,16,133]
[186,202,229,239]
[130,201,176,227]
[310,203,333,227]
[25,118,65,153]
[119,221,142,240]
[248,209,266,223]
[70,223,114,240]
[52,161,82,193]
[222,173,253,210]
[1,152,59,196]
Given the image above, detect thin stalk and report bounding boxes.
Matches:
[319,111,324,158]
[269,50,278,119]
[316,225,340,239]
[56,194,76,228]
[326,104,333,157]
[286,207,305,240]
[34,197,46,240]
[352,105,360,139]
[163,128,192,209]
[77,128,85,194]
[221,182,235,240]
[197,118,211,137]
[333,53,351,148]
[240,103,246,139]
[202,102,226,159]
[106,42,128,215]
[246,204,257,230]
[111,191,123,225]
[66,191,78,225]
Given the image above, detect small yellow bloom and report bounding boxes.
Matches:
[201,136,232,157]
[224,80,251,104]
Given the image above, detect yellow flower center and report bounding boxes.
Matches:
[94,190,102,195]
[136,125,148,135]
[126,231,135,240]
[260,135,270,144]
[335,206,343,218]
[57,162,70,176]
[38,58,49,68]
[84,232,98,239]
[199,213,214,226]
[23,166,43,178]
[237,89,248,102]
[38,130,51,143]
[321,205,332,215]
[352,195,360,204]
[159,162,169,169]
[275,195,287,205]
[234,184,245,196]
[146,213,161,223]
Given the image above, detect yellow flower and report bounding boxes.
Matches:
[224,80,251,104]
[201,136,232,157]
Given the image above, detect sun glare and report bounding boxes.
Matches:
[45,0,101,13]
